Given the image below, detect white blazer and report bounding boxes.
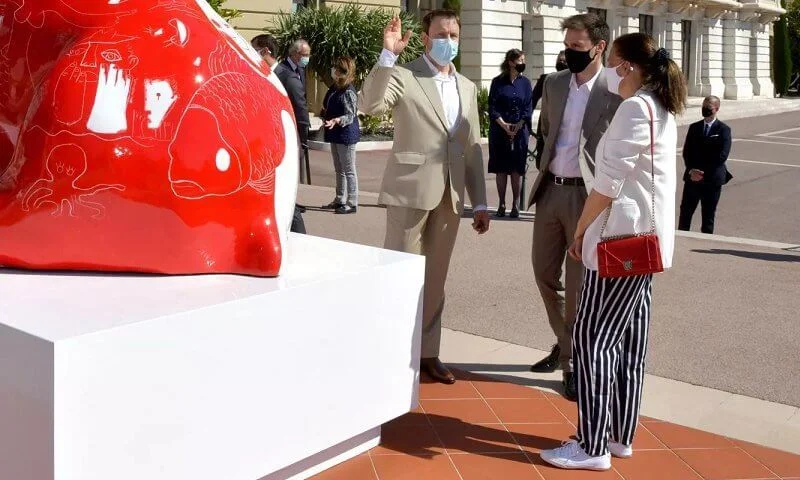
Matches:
[581,89,677,271]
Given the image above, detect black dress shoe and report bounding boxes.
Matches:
[530,344,560,373]
[322,200,343,210]
[421,357,456,384]
[509,207,519,218]
[563,372,577,402]
[334,205,357,214]
[495,205,506,217]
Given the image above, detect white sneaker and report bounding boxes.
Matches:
[540,439,612,471]
[609,441,633,458]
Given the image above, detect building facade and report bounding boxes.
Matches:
[229,0,785,99]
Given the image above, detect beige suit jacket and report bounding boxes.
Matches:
[358,56,487,214]
[527,69,622,208]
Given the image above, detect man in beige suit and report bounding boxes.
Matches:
[526,13,621,400]
[359,10,489,384]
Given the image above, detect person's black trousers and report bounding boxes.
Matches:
[678,181,722,234]
[291,205,306,234]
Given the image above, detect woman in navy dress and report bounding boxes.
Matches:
[488,49,533,218]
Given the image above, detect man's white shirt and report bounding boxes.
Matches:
[549,67,602,178]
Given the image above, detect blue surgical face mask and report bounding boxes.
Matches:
[299,56,310,68]
[428,38,459,67]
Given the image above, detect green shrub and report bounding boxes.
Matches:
[787,0,800,78]
[774,0,794,96]
[268,5,424,88]
[358,112,394,137]
[477,86,490,138]
[205,0,240,21]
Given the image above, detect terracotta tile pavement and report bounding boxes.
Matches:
[311,370,800,480]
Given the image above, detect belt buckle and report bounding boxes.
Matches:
[553,176,565,186]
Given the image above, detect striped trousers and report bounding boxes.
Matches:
[573,268,653,457]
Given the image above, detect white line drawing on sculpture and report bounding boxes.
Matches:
[52,63,89,126]
[167,72,280,199]
[86,63,132,134]
[167,18,189,47]
[20,143,124,218]
[12,0,136,29]
[192,0,270,78]
[144,79,177,129]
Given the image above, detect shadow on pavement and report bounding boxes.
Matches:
[444,363,564,392]
[691,248,800,263]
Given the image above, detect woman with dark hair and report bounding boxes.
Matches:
[320,56,360,214]
[487,48,533,218]
[540,33,687,471]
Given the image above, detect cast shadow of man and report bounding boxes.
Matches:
[379,411,574,464]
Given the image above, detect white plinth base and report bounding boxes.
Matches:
[0,234,424,480]
[262,427,380,480]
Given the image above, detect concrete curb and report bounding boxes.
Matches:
[308,99,800,151]
[308,137,490,152]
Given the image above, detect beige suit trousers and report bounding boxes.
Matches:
[531,181,588,372]
[384,183,460,359]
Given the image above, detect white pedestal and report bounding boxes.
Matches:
[0,234,425,480]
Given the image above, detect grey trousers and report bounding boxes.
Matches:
[330,143,358,207]
[531,181,587,372]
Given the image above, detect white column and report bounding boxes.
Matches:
[523,6,575,80]
[610,6,639,38]
[699,15,725,97]
[722,14,755,99]
[461,0,525,89]
[663,13,683,69]
[750,21,774,96]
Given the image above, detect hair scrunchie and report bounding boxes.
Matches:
[653,47,670,67]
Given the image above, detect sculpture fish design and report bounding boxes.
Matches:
[0,0,299,276]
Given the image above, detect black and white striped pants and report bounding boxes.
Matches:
[573,268,653,457]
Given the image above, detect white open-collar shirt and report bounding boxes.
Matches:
[549,68,602,178]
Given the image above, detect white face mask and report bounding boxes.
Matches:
[604,63,625,96]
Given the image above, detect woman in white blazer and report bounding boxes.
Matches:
[540,33,687,471]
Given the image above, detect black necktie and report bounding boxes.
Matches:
[297,67,305,87]
[704,123,710,136]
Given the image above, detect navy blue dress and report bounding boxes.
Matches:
[487,74,533,175]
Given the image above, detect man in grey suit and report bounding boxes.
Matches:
[526,13,621,401]
[265,37,311,234]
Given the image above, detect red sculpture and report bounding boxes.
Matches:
[0,0,299,276]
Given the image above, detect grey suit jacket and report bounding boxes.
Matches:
[274,60,309,127]
[527,69,622,208]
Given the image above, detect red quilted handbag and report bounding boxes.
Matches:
[597,96,664,278]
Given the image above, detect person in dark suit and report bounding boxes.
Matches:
[253,35,309,234]
[274,39,311,144]
[678,95,732,234]
[532,51,568,168]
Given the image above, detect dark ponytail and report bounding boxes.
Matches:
[612,33,688,115]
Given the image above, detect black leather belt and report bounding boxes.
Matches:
[545,172,585,187]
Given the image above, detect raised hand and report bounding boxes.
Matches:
[384,15,413,56]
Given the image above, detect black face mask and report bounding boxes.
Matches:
[564,47,596,74]
[555,61,568,72]
[701,107,713,118]
[514,63,526,73]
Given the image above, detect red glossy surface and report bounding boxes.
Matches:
[0,0,297,277]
